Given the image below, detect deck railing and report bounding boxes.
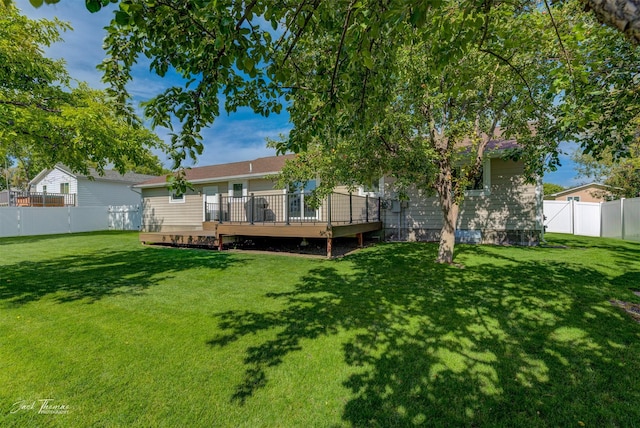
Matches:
[205,192,380,226]
[0,190,76,207]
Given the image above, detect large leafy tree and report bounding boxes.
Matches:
[23,0,640,261]
[0,5,165,187]
[272,2,567,263]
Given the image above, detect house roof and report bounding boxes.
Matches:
[30,164,158,186]
[549,182,615,198]
[136,154,297,188]
[485,139,519,154]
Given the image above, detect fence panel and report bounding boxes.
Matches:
[0,205,138,238]
[20,207,70,236]
[601,200,622,238]
[623,198,640,241]
[574,202,601,237]
[70,207,109,233]
[108,205,141,230]
[543,201,573,233]
[0,208,19,236]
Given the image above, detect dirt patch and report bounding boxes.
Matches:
[610,299,640,324]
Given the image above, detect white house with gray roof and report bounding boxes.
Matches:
[29,164,157,207]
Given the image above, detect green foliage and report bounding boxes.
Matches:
[573,141,640,198]
[0,6,165,186]
[543,183,565,195]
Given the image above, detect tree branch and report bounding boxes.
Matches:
[280,1,322,67]
[543,0,577,94]
[0,99,60,113]
[331,0,358,97]
[479,48,538,107]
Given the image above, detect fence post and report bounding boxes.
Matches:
[378,197,381,221]
[570,199,575,235]
[365,195,369,223]
[285,192,290,225]
[250,193,255,224]
[349,193,353,224]
[621,198,625,240]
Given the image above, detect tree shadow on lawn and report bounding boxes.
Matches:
[208,242,640,426]
[0,246,239,306]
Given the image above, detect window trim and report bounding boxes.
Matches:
[567,196,580,202]
[229,181,248,198]
[60,182,70,194]
[464,159,491,197]
[359,177,384,197]
[169,192,186,204]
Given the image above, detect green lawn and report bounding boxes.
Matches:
[1,232,639,427]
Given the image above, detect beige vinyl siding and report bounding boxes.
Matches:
[459,159,537,231]
[248,178,279,194]
[553,187,611,203]
[384,158,540,241]
[141,187,203,231]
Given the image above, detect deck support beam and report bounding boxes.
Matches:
[357,232,364,248]
[327,237,333,258]
[218,234,224,251]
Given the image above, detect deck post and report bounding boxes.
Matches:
[327,237,333,258]
[218,194,223,223]
[378,197,381,221]
[327,193,332,227]
[250,193,255,225]
[218,234,224,251]
[285,192,290,225]
[365,195,369,222]
[357,232,364,248]
[349,192,353,224]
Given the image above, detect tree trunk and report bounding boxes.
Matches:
[437,198,459,264]
[435,160,460,264]
[582,0,640,44]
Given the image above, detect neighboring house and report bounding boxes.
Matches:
[137,144,543,251]
[28,164,156,207]
[546,182,615,203]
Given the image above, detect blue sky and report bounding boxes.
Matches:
[16,1,582,187]
[15,0,288,169]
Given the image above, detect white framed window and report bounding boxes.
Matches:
[463,159,491,197]
[169,192,185,203]
[360,177,383,197]
[289,180,318,220]
[42,185,47,193]
[60,183,70,194]
[229,181,248,198]
[567,196,580,202]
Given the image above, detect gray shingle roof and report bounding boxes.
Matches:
[137,154,296,187]
[53,164,158,184]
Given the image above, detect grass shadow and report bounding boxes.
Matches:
[0,242,239,306]
[208,241,640,426]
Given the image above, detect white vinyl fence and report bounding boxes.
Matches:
[0,205,141,238]
[543,198,640,241]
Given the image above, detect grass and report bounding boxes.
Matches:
[0,231,639,427]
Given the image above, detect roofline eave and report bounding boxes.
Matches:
[135,171,282,189]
